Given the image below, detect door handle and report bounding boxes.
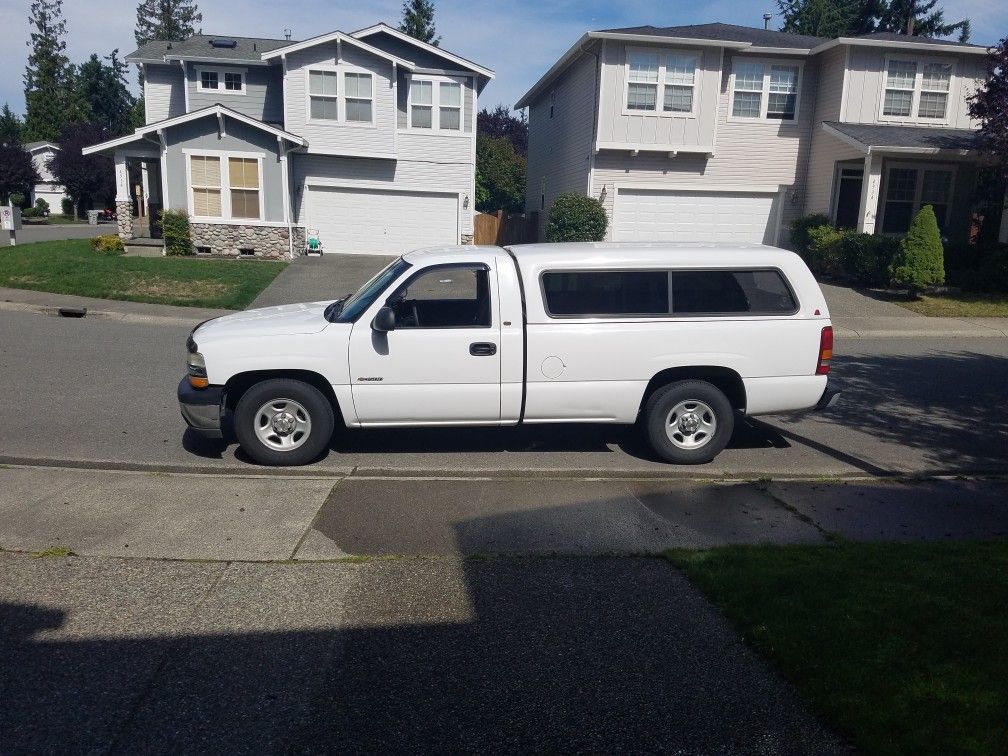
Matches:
[469,342,497,356]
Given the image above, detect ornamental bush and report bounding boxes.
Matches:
[9,191,26,208]
[61,197,74,217]
[788,213,831,256]
[889,204,945,289]
[91,234,125,255]
[838,233,901,287]
[161,209,194,256]
[545,192,608,242]
[34,197,49,216]
[803,225,845,276]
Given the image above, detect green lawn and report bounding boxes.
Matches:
[668,542,1008,756]
[0,239,286,309]
[23,215,91,226]
[897,293,1008,317]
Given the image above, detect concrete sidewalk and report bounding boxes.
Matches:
[2,466,1005,561]
[0,553,845,754]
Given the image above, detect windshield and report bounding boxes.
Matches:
[335,257,412,323]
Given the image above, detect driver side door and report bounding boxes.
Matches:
[348,261,502,425]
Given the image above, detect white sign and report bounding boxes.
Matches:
[1,205,22,231]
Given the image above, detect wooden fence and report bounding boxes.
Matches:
[474,210,539,246]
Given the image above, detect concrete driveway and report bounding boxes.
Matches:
[249,253,396,308]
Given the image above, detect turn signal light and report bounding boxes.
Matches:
[816,326,833,375]
[189,375,209,389]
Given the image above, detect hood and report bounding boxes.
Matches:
[194,301,332,344]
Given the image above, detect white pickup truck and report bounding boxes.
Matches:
[179,243,837,465]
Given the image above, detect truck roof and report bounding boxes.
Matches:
[403,242,802,268]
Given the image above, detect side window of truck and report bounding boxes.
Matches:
[671,270,796,315]
[387,264,492,329]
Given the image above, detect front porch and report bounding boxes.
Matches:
[818,122,1007,244]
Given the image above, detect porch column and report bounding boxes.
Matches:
[857,152,883,234]
[113,150,133,240]
[1000,186,1008,244]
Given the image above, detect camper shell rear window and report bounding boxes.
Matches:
[540,268,798,318]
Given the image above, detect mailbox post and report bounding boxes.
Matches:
[1,204,22,246]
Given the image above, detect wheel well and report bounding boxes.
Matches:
[224,370,341,421]
[639,367,747,416]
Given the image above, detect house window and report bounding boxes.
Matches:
[344,72,373,123]
[767,65,799,119]
[190,155,222,218]
[883,60,916,117]
[881,57,954,121]
[308,70,339,120]
[410,80,433,128]
[731,59,802,120]
[663,54,696,113]
[408,77,464,131]
[197,68,245,94]
[732,62,764,117]
[439,82,461,130]
[882,166,953,234]
[624,49,698,115]
[228,157,260,220]
[200,70,219,90]
[188,153,262,221]
[919,62,951,119]
[224,72,243,91]
[627,51,659,111]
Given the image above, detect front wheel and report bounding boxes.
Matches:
[234,379,335,466]
[643,380,734,464]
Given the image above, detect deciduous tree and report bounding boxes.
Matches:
[477,105,527,156]
[968,37,1008,176]
[475,135,525,212]
[0,145,39,204]
[49,123,115,217]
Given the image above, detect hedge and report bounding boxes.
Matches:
[545,193,608,242]
[160,209,194,256]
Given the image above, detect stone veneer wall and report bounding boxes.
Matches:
[190,223,291,259]
[115,201,133,240]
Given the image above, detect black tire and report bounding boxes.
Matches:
[643,380,734,464]
[234,379,335,466]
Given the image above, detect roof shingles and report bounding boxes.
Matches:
[127,35,294,63]
[824,121,980,151]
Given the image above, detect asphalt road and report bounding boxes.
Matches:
[13,223,108,243]
[3,308,1006,476]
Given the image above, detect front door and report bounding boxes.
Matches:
[348,261,502,424]
[835,167,864,230]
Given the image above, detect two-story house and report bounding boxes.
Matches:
[84,24,493,257]
[24,141,68,211]
[516,23,999,247]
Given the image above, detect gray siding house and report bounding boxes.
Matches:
[517,23,1002,246]
[86,25,493,257]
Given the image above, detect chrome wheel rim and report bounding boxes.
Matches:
[665,400,717,450]
[253,398,312,452]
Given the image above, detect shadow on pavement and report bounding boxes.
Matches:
[0,553,842,754]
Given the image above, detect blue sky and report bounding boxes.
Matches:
[1,0,1005,116]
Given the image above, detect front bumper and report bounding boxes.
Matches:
[815,379,841,410]
[178,377,224,438]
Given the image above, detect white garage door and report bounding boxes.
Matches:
[306,186,458,254]
[613,189,779,244]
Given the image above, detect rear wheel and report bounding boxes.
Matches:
[234,379,334,466]
[643,380,734,464]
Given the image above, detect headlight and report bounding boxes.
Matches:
[187,352,208,388]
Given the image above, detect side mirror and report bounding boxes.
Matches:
[371,306,396,333]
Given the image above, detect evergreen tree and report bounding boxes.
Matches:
[890,204,945,289]
[0,104,23,147]
[877,0,969,40]
[23,0,75,142]
[135,0,202,83]
[400,0,441,47]
[76,50,137,136]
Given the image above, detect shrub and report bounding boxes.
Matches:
[161,209,194,256]
[545,192,608,242]
[838,233,901,287]
[91,234,125,255]
[951,243,1008,293]
[61,197,74,217]
[20,206,39,219]
[34,197,49,216]
[890,205,945,289]
[803,225,845,275]
[788,213,831,256]
[9,191,26,208]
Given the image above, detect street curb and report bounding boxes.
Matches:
[0,299,211,327]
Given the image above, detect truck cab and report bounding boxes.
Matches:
[180,243,836,465]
